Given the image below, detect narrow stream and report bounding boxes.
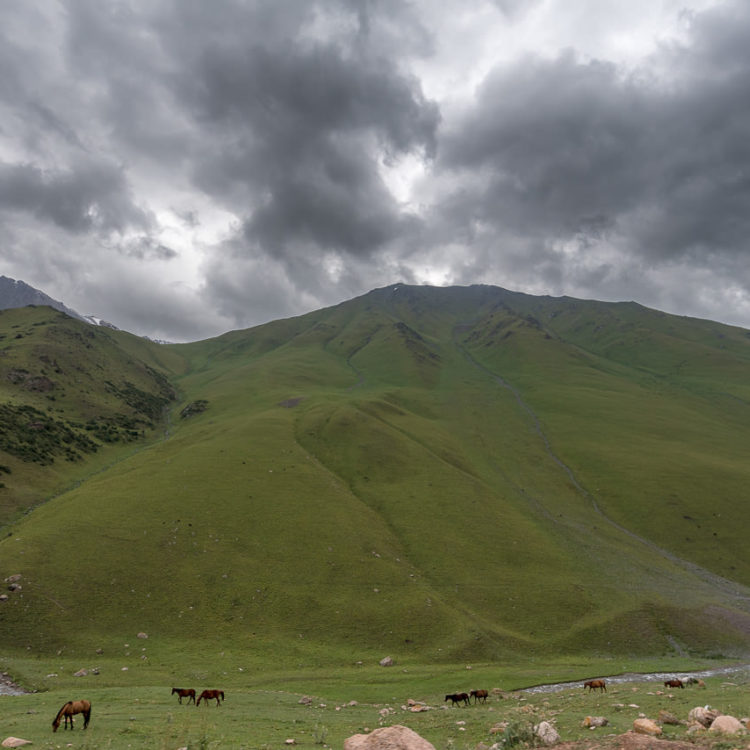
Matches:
[523,664,750,693]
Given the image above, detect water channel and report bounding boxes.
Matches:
[523,664,750,693]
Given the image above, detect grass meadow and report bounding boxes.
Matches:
[1,657,749,749]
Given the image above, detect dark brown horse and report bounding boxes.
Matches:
[172,687,196,704]
[664,679,684,689]
[52,700,92,732]
[583,679,607,692]
[197,689,225,706]
[470,689,489,704]
[445,692,470,706]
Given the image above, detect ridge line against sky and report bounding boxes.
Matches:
[1,0,748,342]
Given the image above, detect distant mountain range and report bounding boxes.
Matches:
[0,275,86,320]
[0,275,168,339]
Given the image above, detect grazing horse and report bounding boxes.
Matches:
[171,687,196,704]
[664,679,684,689]
[445,692,470,706]
[197,689,225,706]
[470,689,489,704]
[52,700,92,732]
[583,679,607,693]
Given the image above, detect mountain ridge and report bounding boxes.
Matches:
[1,284,749,665]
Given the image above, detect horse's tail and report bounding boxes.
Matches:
[83,702,92,728]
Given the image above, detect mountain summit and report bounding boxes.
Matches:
[0,275,84,321]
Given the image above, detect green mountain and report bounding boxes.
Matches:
[1,285,750,665]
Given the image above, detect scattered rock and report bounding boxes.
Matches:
[4,575,21,584]
[657,709,681,725]
[688,706,721,727]
[2,738,32,748]
[633,718,662,736]
[74,668,88,677]
[285,740,297,745]
[344,725,436,750]
[298,696,312,705]
[534,721,560,745]
[137,632,148,639]
[379,656,394,667]
[489,722,509,735]
[709,715,745,734]
[581,716,608,728]
[0,595,8,603]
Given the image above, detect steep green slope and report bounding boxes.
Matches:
[0,306,180,523]
[1,286,750,666]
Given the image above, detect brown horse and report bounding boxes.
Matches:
[583,679,606,692]
[445,692,470,706]
[52,700,92,732]
[197,689,225,706]
[470,689,489,704]
[172,687,196,704]
[664,679,684,689]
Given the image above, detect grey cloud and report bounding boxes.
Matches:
[438,1,750,275]
[0,160,152,235]
[180,30,438,261]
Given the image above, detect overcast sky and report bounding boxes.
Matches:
[2,0,749,342]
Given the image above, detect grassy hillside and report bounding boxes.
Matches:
[1,285,750,668]
[0,306,181,523]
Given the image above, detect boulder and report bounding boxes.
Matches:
[581,716,608,728]
[379,656,394,667]
[709,715,745,734]
[345,725,436,750]
[688,706,721,727]
[657,709,681,725]
[633,718,662,736]
[534,721,560,745]
[74,668,88,677]
[137,632,148,639]
[2,739,32,748]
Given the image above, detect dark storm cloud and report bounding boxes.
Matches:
[148,0,440,316]
[438,0,750,282]
[172,12,439,256]
[0,0,439,338]
[0,161,151,235]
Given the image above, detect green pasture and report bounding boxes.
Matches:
[1,657,748,750]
